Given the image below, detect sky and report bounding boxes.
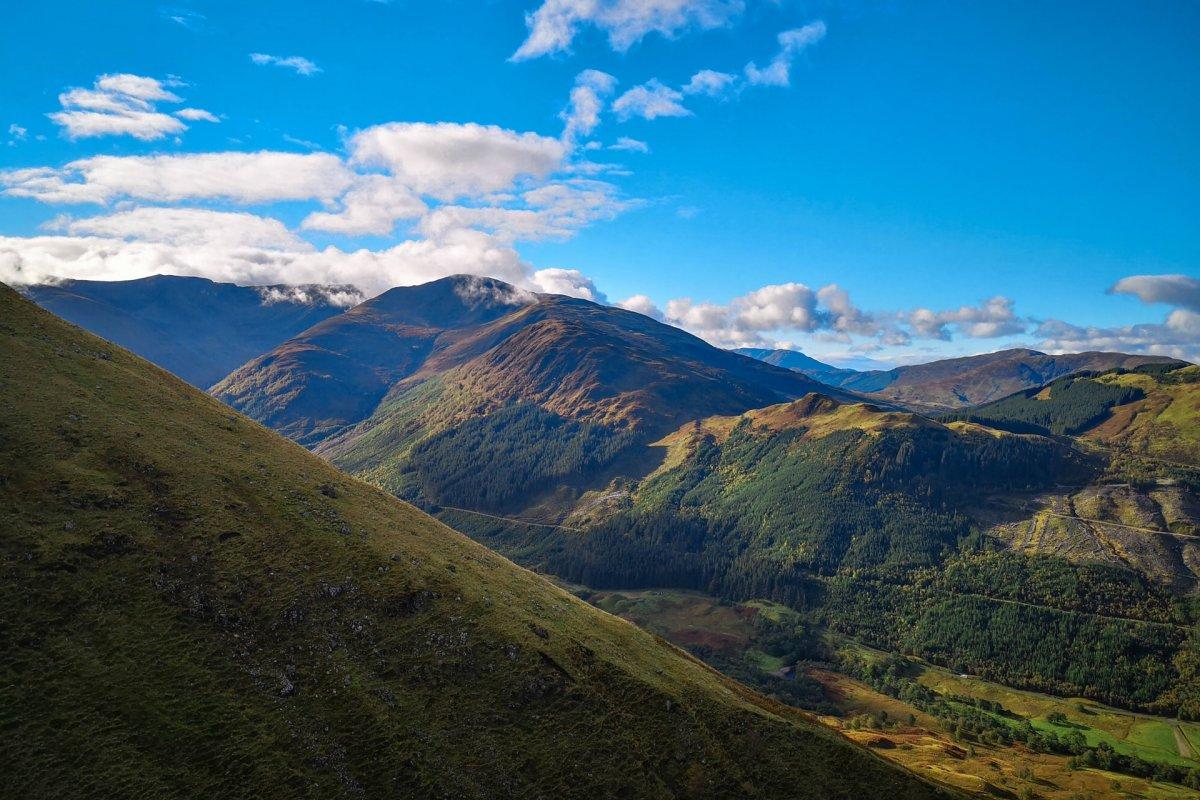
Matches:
[1,0,1197,367]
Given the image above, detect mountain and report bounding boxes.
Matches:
[449,388,1200,721]
[734,347,860,385]
[838,349,1186,410]
[946,362,1200,467]
[738,346,1185,411]
[23,275,358,388]
[0,283,952,799]
[215,275,858,511]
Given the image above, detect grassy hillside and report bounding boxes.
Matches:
[216,276,854,515]
[444,394,1200,719]
[0,285,952,800]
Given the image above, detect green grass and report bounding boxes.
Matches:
[0,285,954,800]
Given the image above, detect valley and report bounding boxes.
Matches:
[568,586,1200,798]
[11,273,1200,797]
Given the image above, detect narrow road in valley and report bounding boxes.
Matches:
[948,592,1191,632]
[1173,725,1194,759]
[438,505,583,532]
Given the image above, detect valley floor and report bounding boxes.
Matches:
[568,585,1200,800]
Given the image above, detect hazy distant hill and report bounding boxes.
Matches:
[734,347,860,385]
[23,275,358,388]
[738,346,1184,410]
[0,283,952,800]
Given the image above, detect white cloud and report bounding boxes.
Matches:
[682,69,735,96]
[618,294,664,320]
[906,296,1025,340]
[609,136,650,153]
[1036,316,1199,363]
[531,267,607,301]
[7,124,27,145]
[562,69,618,144]
[48,73,214,141]
[1,152,355,205]
[348,122,567,200]
[249,53,322,76]
[744,21,826,87]
[0,228,535,299]
[1110,274,1200,312]
[612,79,691,121]
[417,180,631,243]
[301,175,427,236]
[175,108,220,123]
[58,207,310,250]
[512,0,745,61]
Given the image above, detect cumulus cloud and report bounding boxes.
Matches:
[613,79,691,121]
[56,207,310,251]
[418,180,632,243]
[561,69,618,144]
[907,296,1026,340]
[0,152,355,206]
[682,69,735,97]
[348,122,567,200]
[512,0,744,61]
[620,283,1037,350]
[618,294,665,321]
[744,21,826,87]
[1109,274,1200,312]
[1036,315,1199,363]
[48,73,215,141]
[531,267,607,301]
[301,175,427,236]
[7,124,27,146]
[0,228,534,299]
[249,53,322,76]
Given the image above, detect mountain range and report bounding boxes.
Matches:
[736,346,1183,410]
[22,275,358,388]
[0,283,951,799]
[8,271,1200,795]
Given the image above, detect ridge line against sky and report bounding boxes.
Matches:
[0,0,1196,367]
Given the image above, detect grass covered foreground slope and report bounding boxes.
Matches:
[0,285,954,800]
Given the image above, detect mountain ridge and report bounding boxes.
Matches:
[22,274,358,388]
[0,281,952,799]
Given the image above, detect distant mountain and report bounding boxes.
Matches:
[216,275,856,509]
[0,283,951,800]
[23,275,358,388]
[945,362,1200,464]
[734,347,860,385]
[739,346,1186,410]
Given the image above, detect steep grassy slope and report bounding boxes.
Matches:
[24,275,354,388]
[0,284,954,799]
[216,275,853,512]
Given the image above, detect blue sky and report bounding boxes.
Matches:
[1,0,1197,365]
